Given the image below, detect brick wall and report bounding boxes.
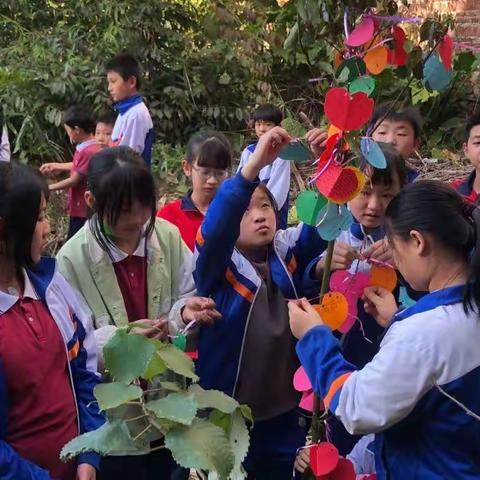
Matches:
[406,0,480,45]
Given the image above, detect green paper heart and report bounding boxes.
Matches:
[348,76,375,96]
[173,333,187,351]
[295,190,327,226]
[280,140,312,163]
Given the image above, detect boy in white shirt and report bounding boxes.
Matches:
[106,53,154,166]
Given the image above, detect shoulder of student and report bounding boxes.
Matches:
[383,302,480,385]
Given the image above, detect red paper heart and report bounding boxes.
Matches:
[324,87,374,132]
[316,163,359,204]
[439,34,453,70]
[310,442,339,477]
[387,26,407,66]
[325,458,356,480]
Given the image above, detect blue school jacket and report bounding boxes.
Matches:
[193,172,327,396]
[297,285,480,479]
[0,258,104,479]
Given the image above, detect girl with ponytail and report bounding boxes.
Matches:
[289,180,480,479]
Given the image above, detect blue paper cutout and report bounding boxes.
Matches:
[280,140,312,162]
[360,138,387,169]
[423,54,453,92]
[316,203,353,241]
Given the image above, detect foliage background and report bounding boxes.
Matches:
[1,0,479,184]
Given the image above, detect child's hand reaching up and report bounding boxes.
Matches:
[289,298,324,339]
[182,297,222,326]
[362,286,398,328]
[241,126,291,181]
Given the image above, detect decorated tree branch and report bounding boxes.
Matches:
[279,1,460,477]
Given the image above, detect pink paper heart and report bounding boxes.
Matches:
[293,366,312,392]
[345,17,375,47]
[330,271,369,296]
[299,390,315,412]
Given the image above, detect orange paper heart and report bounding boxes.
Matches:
[364,46,388,75]
[313,292,349,330]
[370,265,397,292]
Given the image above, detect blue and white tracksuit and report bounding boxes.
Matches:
[297,285,480,479]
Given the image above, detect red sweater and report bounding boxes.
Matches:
[450,170,478,203]
[157,191,204,251]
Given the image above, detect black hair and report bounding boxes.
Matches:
[252,104,283,126]
[106,53,142,90]
[0,162,49,268]
[87,147,156,255]
[185,130,232,170]
[97,111,117,127]
[385,180,480,313]
[63,105,96,134]
[464,113,480,142]
[364,142,406,187]
[368,103,423,139]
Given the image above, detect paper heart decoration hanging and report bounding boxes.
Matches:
[360,138,387,168]
[439,34,453,70]
[336,57,367,83]
[313,291,349,330]
[364,45,388,75]
[423,54,453,91]
[317,203,353,241]
[324,87,374,132]
[370,264,397,292]
[295,190,327,226]
[280,139,313,162]
[316,163,360,204]
[293,366,315,412]
[349,76,375,96]
[345,16,375,47]
[330,270,370,333]
[387,26,407,66]
[310,442,356,480]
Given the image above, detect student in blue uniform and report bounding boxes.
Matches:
[290,180,480,479]
[106,53,154,166]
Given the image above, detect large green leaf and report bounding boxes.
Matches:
[157,344,198,380]
[146,392,198,425]
[228,410,249,480]
[103,329,156,384]
[61,420,141,460]
[165,418,234,479]
[143,352,168,380]
[95,383,143,410]
[189,384,239,414]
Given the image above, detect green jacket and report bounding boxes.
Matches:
[57,217,195,353]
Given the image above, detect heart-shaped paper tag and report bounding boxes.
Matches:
[439,34,453,70]
[360,138,387,168]
[388,26,408,66]
[172,332,187,351]
[310,442,339,477]
[295,190,327,226]
[323,457,356,480]
[280,139,312,162]
[423,54,453,91]
[317,203,353,241]
[313,292,349,330]
[316,162,360,204]
[293,366,312,392]
[345,16,375,47]
[324,87,374,132]
[364,45,388,75]
[349,76,375,96]
[370,265,397,292]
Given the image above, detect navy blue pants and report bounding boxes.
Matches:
[245,409,309,479]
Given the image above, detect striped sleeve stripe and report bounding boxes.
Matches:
[225,268,255,303]
[324,372,352,410]
[195,228,204,247]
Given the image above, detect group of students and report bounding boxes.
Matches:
[2,51,480,480]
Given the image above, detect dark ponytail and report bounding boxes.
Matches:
[385,180,480,312]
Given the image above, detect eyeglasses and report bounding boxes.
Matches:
[192,165,228,180]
